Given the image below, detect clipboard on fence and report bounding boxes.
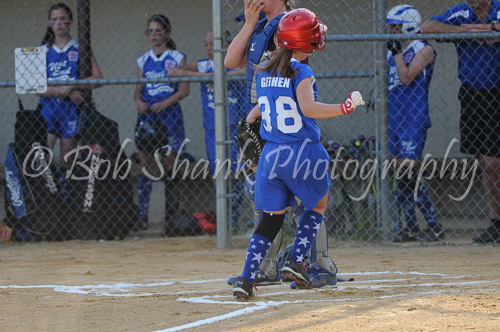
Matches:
[15,47,47,94]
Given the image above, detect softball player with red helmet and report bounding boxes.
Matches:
[233,8,364,300]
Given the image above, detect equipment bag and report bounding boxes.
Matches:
[69,103,139,240]
[4,101,73,241]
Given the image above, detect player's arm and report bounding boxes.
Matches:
[168,67,210,77]
[227,66,247,76]
[297,77,364,118]
[394,45,435,85]
[246,104,261,123]
[87,51,103,82]
[174,61,199,73]
[224,27,251,69]
[134,68,148,114]
[224,0,262,68]
[75,51,103,91]
[173,58,190,100]
[420,19,467,34]
[37,86,72,98]
[150,58,190,113]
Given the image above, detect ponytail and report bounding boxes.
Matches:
[166,37,177,50]
[284,0,295,11]
[258,48,297,79]
[41,25,55,46]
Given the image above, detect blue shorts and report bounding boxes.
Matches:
[205,123,243,175]
[255,140,330,211]
[140,103,186,152]
[41,99,78,138]
[388,127,428,159]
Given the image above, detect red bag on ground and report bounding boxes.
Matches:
[193,212,217,234]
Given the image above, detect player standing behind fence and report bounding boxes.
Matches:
[37,2,102,167]
[232,8,365,300]
[386,5,443,242]
[168,30,247,228]
[133,14,189,233]
[421,0,500,244]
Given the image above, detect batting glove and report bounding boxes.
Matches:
[340,91,365,115]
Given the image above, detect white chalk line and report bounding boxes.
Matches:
[1,271,497,332]
[157,284,500,332]
[154,272,498,332]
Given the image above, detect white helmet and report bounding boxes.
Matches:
[387,4,422,34]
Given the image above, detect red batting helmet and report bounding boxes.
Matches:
[277,8,328,53]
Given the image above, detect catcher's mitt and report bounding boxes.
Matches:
[236,118,264,168]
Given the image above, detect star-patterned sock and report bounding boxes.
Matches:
[290,210,323,263]
[241,233,271,282]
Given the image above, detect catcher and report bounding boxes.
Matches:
[231,117,339,289]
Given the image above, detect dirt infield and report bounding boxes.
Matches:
[1,236,499,332]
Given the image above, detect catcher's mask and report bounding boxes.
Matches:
[134,120,169,153]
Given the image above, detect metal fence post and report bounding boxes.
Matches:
[375,0,392,241]
[213,0,230,248]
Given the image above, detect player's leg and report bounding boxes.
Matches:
[411,128,443,241]
[41,102,60,151]
[134,118,164,231]
[287,198,337,288]
[47,133,58,150]
[161,105,185,236]
[233,211,285,300]
[233,159,290,300]
[474,155,500,243]
[282,193,328,289]
[281,142,330,289]
[417,183,443,241]
[137,151,156,230]
[307,221,338,284]
[228,172,283,286]
[457,86,500,243]
[58,102,79,167]
[59,137,77,166]
[393,128,420,242]
[472,91,500,243]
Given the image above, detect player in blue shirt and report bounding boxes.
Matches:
[386,5,442,242]
[421,0,500,243]
[168,30,247,228]
[133,14,190,232]
[226,0,340,289]
[37,3,102,167]
[232,8,365,300]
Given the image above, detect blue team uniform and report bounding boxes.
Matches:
[431,2,500,90]
[254,60,330,211]
[388,40,435,159]
[137,49,186,151]
[39,38,80,138]
[197,59,247,174]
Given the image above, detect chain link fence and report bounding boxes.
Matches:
[1,0,498,244]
